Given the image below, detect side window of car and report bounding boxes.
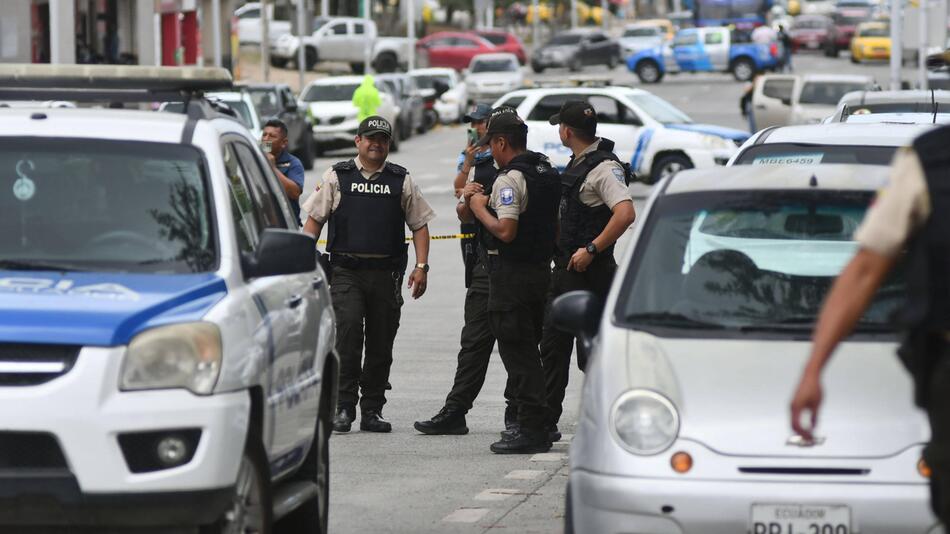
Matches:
[223,142,260,253]
[498,95,526,109]
[763,79,796,102]
[455,37,478,48]
[526,94,573,121]
[705,31,724,45]
[621,105,645,126]
[330,23,347,35]
[239,8,260,19]
[587,95,621,124]
[354,23,365,35]
[232,142,289,229]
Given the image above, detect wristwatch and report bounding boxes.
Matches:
[415,263,430,273]
[585,242,598,255]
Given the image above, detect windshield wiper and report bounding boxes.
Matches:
[624,311,726,329]
[0,259,92,272]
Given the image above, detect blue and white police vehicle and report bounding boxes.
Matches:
[627,26,782,83]
[0,65,337,534]
[493,84,749,183]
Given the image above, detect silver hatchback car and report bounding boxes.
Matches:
[554,164,940,534]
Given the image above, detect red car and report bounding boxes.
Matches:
[416,31,497,71]
[823,3,874,56]
[470,30,527,65]
[789,15,832,53]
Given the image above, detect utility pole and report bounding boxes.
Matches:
[889,0,902,90]
[322,0,328,16]
[212,0,222,67]
[487,0,495,29]
[297,0,307,91]
[918,0,929,90]
[261,0,271,82]
[601,0,608,31]
[532,0,540,47]
[363,0,373,74]
[407,0,416,71]
[571,0,578,28]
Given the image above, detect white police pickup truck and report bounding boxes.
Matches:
[0,65,337,534]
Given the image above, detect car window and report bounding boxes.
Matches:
[799,82,870,105]
[858,26,889,37]
[762,79,796,101]
[733,143,898,165]
[281,88,297,108]
[498,95,526,109]
[301,83,360,101]
[478,33,508,45]
[548,34,583,46]
[526,94,575,121]
[588,95,622,124]
[330,23,347,35]
[248,89,280,118]
[623,28,660,37]
[426,37,454,48]
[705,31,724,45]
[223,142,261,253]
[470,58,518,73]
[455,37,479,48]
[589,34,608,43]
[673,32,699,46]
[354,23,365,35]
[232,142,287,229]
[239,8,260,19]
[614,190,905,337]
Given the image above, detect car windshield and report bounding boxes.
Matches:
[0,139,215,273]
[628,93,693,124]
[733,143,898,165]
[799,81,869,105]
[548,34,583,45]
[301,84,359,102]
[859,26,889,37]
[412,74,452,89]
[478,33,508,45]
[615,190,904,336]
[247,88,280,118]
[623,28,659,37]
[471,59,518,73]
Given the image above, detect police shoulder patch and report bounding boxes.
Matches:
[611,167,626,183]
[500,187,515,206]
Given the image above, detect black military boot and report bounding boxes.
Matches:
[413,407,469,435]
[360,410,392,433]
[490,428,552,455]
[332,404,356,433]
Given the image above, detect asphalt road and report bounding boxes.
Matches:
[295,51,913,534]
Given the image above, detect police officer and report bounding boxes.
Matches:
[790,125,950,523]
[468,107,561,454]
[414,104,517,435]
[302,116,435,433]
[261,118,305,224]
[540,101,636,436]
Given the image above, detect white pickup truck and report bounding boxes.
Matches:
[270,17,412,73]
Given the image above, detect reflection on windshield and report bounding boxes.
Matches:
[302,84,359,102]
[734,143,897,165]
[248,89,279,118]
[0,140,215,273]
[616,191,904,335]
[624,28,660,37]
[628,93,693,124]
[471,59,518,73]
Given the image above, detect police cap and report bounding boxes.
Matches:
[357,115,393,138]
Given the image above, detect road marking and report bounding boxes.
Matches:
[530,453,568,462]
[474,488,522,501]
[505,469,544,480]
[443,508,489,522]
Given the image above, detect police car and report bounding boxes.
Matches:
[0,65,337,534]
[492,84,749,183]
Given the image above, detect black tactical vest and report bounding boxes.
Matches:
[479,151,561,263]
[558,138,624,261]
[461,156,498,259]
[327,160,406,256]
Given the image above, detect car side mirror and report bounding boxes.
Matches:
[551,290,604,354]
[285,100,298,112]
[241,228,316,278]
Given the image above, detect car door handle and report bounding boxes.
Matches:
[311,277,325,291]
[286,294,304,308]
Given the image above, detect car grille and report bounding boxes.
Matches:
[0,343,80,386]
[0,431,68,469]
[739,467,870,476]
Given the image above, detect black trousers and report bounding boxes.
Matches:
[444,262,515,413]
[540,257,616,426]
[330,266,403,413]
[487,256,551,433]
[923,343,950,525]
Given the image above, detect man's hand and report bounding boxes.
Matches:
[470,192,489,213]
[790,370,823,442]
[461,182,484,201]
[407,268,427,299]
[462,144,479,170]
[264,152,277,169]
[567,247,594,272]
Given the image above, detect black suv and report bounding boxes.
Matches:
[243,83,315,170]
[531,30,622,73]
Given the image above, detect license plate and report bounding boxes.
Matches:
[751,504,850,534]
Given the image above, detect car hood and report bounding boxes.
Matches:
[664,123,750,142]
[624,331,928,458]
[0,271,227,346]
[306,100,357,118]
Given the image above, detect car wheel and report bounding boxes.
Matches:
[202,440,273,534]
[350,62,365,75]
[298,131,314,171]
[304,47,318,71]
[653,153,693,181]
[850,53,859,64]
[635,60,662,84]
[374,52,398,73]
[568,56,582,72]
[564,483,575,534]
[531,63,545,74]
[606,54,619,69]
[731,58,755,82]
[275,380,332,534]
[270,57,288,69]
[390,129,400,152]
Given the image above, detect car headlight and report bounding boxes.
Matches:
[611,389,680,455]
[701,134,732,150]
[120,322,222,395]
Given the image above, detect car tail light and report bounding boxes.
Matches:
[918,458,932,478]
[770,42,779,57]
[671,451,693,473]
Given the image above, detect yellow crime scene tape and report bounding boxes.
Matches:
[317,233,474,245]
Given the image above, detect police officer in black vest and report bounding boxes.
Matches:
[414,105,517,435]
[540,101,637,436]
[468,107,561,454]
[302,116,434,433]
[790,125,950,523]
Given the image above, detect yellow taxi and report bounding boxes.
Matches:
[850,21,891,62]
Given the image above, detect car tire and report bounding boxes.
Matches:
[275,380,332,534]
[652,153,693,181]
[270,57,288,69]
[731,57,755,82]
[390,129,400,152]
[531,63,545,74]
[606,54,619,70]
[635,60,662,84]
[374,52,398,73]
[298,131,314,171]
[564,483,575,534]
[568,56,583,72]
[350,62,365,75]
[304,47,318,71]
[201,439,274,534]
[850,53,859,64]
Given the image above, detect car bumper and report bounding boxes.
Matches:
[313,121,360,144]
[532,56,570,68]
[269,44,296,60]
[434,100,460,123]
[0,346,249,497]
[570,469,939,534]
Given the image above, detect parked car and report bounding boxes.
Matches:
[788,14,833,52]
[639,18,677,40]
[752,73,876,127]
[0,64,337,534]
[242,82,315,169]
[628,26,782,83]
[850,21,891,63]
[376,72,427,138]
[416,31,497,71]
[800,0,836,16]
[828,89,950,122]
[464,53,524,104]
[471,29,527,64]
[824,1,874,56]
[619,23,668,57]
[554,163,938,533]
[409,67,468,124]
[300,75,400,154]
[235,1,291,45]
[531,30,623,73]
[493,85,748,182]
[269,16,411,73]
[161,90,264,141]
